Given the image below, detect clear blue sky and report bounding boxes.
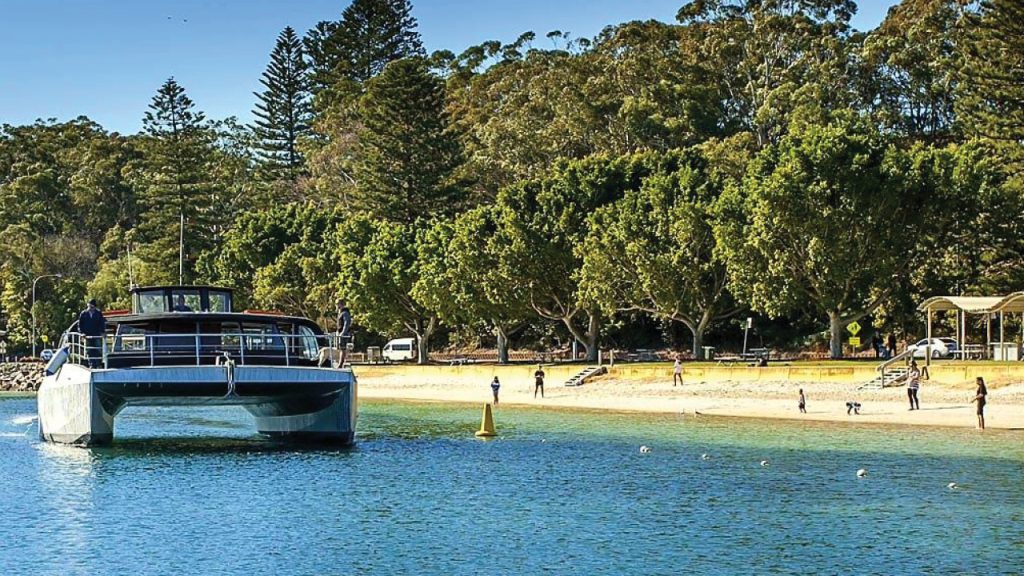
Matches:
[0,0,899,134]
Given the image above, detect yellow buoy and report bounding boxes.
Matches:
[475,403,497,437]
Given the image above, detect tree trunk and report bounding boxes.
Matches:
[416,316,437,365]
[496,326,509,365]
[829,311,843,360]
[584,313,599,363]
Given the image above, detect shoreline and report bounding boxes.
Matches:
[355,364,1024,430]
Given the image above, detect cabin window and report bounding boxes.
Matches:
[137,292,166,314]
[208,292,231,313]
[242,323,284,352]
[170,290,201,312]
[297,326,319,360]
[115,324,150,351]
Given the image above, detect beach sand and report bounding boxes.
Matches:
[356,365,1024,430]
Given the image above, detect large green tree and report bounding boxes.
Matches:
[354,57,465,222]
[579,149,741,356]
[332,216,439,364]
[253,26,312,188]
[413,208,529,364]
[717,114,995,358]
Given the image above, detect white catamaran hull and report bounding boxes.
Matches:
[37,363,357,446]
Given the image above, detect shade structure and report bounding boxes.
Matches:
[917,293,1024,362]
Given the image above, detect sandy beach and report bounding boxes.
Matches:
[356,363,1024,430]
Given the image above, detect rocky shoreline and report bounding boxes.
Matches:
[0,363,43,392]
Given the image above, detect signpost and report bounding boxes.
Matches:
[846,321,861,336]
[848,336,861,347]
[742,317,753,358]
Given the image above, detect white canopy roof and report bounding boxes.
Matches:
[918,293,1024,314]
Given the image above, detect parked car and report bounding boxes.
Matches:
[907,338,958,359]
[39,348,54,361]
[382,338,416,362]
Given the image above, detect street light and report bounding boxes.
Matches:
[31,274,63,358]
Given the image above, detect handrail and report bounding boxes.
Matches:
[876,348,913,373]
[61,331,333,369]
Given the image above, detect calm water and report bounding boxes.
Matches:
[1,396,1022,576]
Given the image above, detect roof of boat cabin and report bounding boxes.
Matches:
[106,311,325,329]
[130,285,234,293]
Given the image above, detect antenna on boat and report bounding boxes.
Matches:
[179,211,185,285]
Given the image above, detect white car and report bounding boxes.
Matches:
[39,348,54,361]
[907,338,957,359]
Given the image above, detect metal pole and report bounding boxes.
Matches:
[1000,311,1005,360]
[179,211,185,285]
[926,308,932,367]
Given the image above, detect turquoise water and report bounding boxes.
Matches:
[1,396,1022,575]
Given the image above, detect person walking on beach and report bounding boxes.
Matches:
[907,360,921,410]
[77,298,106,368]
[673,357,683,387]
[490,376,500,405]
[534,365,545,398]
[971,376,988,429]
[798,389,806,413]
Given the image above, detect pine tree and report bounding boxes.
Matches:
[354,57,464,223]
[253,26,312,185]
[304,0,424,95]
[959,0,1024,173]
[135,78,223,284]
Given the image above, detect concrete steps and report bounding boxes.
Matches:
[564,366,606,387]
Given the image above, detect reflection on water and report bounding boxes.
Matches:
[1,397,1022,575]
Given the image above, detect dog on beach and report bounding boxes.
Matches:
[846,401,861,415]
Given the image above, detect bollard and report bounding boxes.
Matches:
[475,403,497,437]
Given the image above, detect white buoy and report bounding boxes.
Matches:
[857,468,868,478]
[948,482,958,490]
[760,460,769,467]
[640,445,651,454]
[701,453,710,460]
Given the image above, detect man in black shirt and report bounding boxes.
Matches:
[534,365,545,398]
[336,299,353,367]
[77,299,106,368]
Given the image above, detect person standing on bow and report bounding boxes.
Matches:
[77,298,106,368]
[335,299,352,367]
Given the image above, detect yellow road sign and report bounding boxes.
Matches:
[846,321,861,336]
[848,336,861,347]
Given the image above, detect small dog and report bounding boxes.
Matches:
[846,401,862,415]
[317,347,343,368]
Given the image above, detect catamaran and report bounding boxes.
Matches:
[37,286,356,446]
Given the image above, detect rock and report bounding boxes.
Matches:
[0,362,44,392]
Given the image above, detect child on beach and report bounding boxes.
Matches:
[798,389,806,413]
[490,376,500,405]
[907,361,921,410]
[673,358,683,387]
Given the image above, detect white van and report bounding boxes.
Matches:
[382,338,416,362]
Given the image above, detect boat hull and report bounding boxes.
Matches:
[37,364,357,446]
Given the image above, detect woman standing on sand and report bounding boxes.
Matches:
[490,376,500,405]
[972,377,988,429]
[798,389,806,413]
[907,361,921,410]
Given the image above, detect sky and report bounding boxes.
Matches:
[0,0,900,134]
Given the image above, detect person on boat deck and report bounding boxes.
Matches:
[172,295,192,312]
[77,298,106,368]
[336,299,352,366]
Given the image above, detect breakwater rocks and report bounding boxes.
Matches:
[0,363,43,392]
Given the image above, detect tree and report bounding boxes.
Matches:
[354,57,465,222]
[332,216,439,364]
[133,78,224,284]
[716,114,990,358]
[676,0,859,147]
[861,0,973,143]
[305,0,424,94]
[579,149,740,356]
[253,26,312,187]
[959,0,1024,174]
[413,208,529,364]
[495,153,661,362]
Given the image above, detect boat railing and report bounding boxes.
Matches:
[60,331,339,369]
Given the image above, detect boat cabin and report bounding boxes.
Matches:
[68,286,333,369]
